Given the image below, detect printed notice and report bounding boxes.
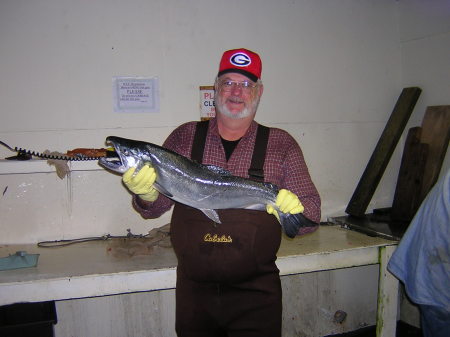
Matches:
[113,77,159,113]
[199,86,215,120]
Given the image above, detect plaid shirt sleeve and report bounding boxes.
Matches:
[265,128,321,224]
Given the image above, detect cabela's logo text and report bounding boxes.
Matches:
[203,233,232,243]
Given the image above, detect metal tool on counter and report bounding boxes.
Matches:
[37,229,150,247]
[0,140,116,161]
[0,251,40,271]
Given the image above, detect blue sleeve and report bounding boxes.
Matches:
[388,169,450,312]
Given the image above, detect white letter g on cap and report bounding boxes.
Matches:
[230,53,251,67]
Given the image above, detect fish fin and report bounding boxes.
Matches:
[279,212,318,238]
[200,209,221,223]
[202,165,232,176]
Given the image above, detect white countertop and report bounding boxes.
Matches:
[0,159,101,174]
[0,225,397,306]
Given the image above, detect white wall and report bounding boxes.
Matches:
[398,0,450,175]
[399,0,450,117]
[0,0,411,243]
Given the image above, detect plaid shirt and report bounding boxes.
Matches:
[133,118,321,224]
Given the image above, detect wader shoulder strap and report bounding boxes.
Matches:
[248,124,270,182]
[191,120,209,163]
[192,120,270,182]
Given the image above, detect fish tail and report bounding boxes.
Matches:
[279,212,318,238]
[279,213,302,238]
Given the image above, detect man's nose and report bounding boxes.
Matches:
[231,83,243,94]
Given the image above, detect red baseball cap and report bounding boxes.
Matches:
[218,48,262,82]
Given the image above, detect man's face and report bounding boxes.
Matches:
[215,73,263,119]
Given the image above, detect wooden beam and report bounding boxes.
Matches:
[419,105,450,201]
[346,87,421,217]
[391,127,428,223]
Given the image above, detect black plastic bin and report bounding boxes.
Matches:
[0,301,57,337]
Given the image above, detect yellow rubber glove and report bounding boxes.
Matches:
[122,164,159,202]
[266,189,304,222]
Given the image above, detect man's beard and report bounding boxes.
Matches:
[215,95,260,119]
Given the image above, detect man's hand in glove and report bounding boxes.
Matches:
[122,164,159,202]
[266,189,304,222]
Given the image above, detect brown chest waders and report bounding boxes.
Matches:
[171,121,282,337]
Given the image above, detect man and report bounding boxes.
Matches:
[388,169,449,337]
[123,48,321,337]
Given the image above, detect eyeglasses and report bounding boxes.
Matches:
[218,80,258,92]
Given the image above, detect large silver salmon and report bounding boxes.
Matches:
[99,136,315,238]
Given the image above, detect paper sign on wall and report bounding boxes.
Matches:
[199,86,215,120]
[113,77,159,113]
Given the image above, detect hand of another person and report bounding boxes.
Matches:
[266,189,304,221]
[122,164,159,202]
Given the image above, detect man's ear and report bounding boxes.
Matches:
[258,83,264,96]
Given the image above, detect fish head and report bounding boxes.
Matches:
[99,136,152,174]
